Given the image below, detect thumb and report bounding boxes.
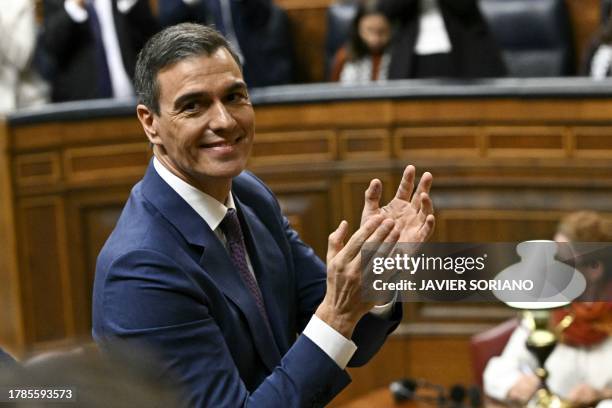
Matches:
[327,220,348,264]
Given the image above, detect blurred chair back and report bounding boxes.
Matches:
[469,318,519,388]
[325,1,358,78]
[479,0,575,77]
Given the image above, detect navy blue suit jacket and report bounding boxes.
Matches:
[93,161,401,407]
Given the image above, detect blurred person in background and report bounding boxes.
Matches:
[0,346,16,368]
[0,344,182,407]
[41,0,157,102]
[157,0,295,88]
[330,0,391,84]
[378,0,506,79]
[0,0,49,114]
[484,211,612,408]
[583,7,612,79]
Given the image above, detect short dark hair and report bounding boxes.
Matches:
[134,23,242,114]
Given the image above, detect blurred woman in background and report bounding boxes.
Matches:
[484,211,612,408]
[330,0,391,84]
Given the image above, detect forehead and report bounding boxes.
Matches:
[360,13,389,27]
[156,48,244,103]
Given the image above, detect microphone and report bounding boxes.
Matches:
[449,384,466,408]
[389,379,482,408]
[389,378,446,405]
[389,379,417,401]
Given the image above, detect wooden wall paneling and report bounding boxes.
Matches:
[339,129,392,160]
[254,100,393,130]
[394,126,482,158]
[65,189,134,335]
[439,209,563,242]
[404,336,474,387]
[250,130,337,166]
[485,126,568,158]
[573,126,612,158]
[264,178,337,259]
[16,196,73,347]
[63,143,150,184]
[14,152,61,187]
[12,118,143,151]
[0,122,25,356]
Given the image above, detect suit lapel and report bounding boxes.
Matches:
[235,197,291,353]
[198,225,282,372]
[141,162,281,372]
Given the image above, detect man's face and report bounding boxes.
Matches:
[142,48,254,188]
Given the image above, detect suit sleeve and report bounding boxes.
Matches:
[378,0,419,21]
[438,0,481,18]
[42,0,89,61]
[238,0,273,29]
[96,249,350,408]
[122,0,158,51]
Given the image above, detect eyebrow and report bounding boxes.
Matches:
[172,81,248,110]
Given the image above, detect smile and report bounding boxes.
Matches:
[199,136,244,150]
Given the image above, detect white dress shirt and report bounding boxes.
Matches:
[484,319,612,408]
[414,0,452,55]
[64,0,136,99]
[590,45,612,80]
[153,158,367,368]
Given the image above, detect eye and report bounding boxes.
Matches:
[183,101,201,112]
[227,91,248,103]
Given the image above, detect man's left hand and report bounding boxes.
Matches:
[360,165,435,243]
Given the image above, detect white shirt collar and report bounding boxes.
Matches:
[152,157,235,231]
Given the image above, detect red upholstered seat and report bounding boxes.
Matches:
[470,318,520,388]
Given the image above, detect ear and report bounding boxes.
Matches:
[136,104,162,146]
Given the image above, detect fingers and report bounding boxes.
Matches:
[395,165,415,201]
[337,215,390,265]
[362,218,399,264]
[411,171,433,211]
[361,179,383,224]
[327,220,348,264]
[418,192,434,221]
[418,214,436,241]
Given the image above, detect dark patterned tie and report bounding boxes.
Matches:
[85,1,113,98]
[220,208,272,332]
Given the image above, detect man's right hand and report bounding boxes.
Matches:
[315,215,399,339]
[507,373,540,404]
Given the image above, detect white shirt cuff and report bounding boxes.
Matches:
[64,0,88,23]
[303,315,357,369]
[369,291,397,318]
[183,0,201,5]
[117,0,139,13]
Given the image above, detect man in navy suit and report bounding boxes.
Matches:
[92,23,435,407]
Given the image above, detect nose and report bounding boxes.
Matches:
[208,101,237,133]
